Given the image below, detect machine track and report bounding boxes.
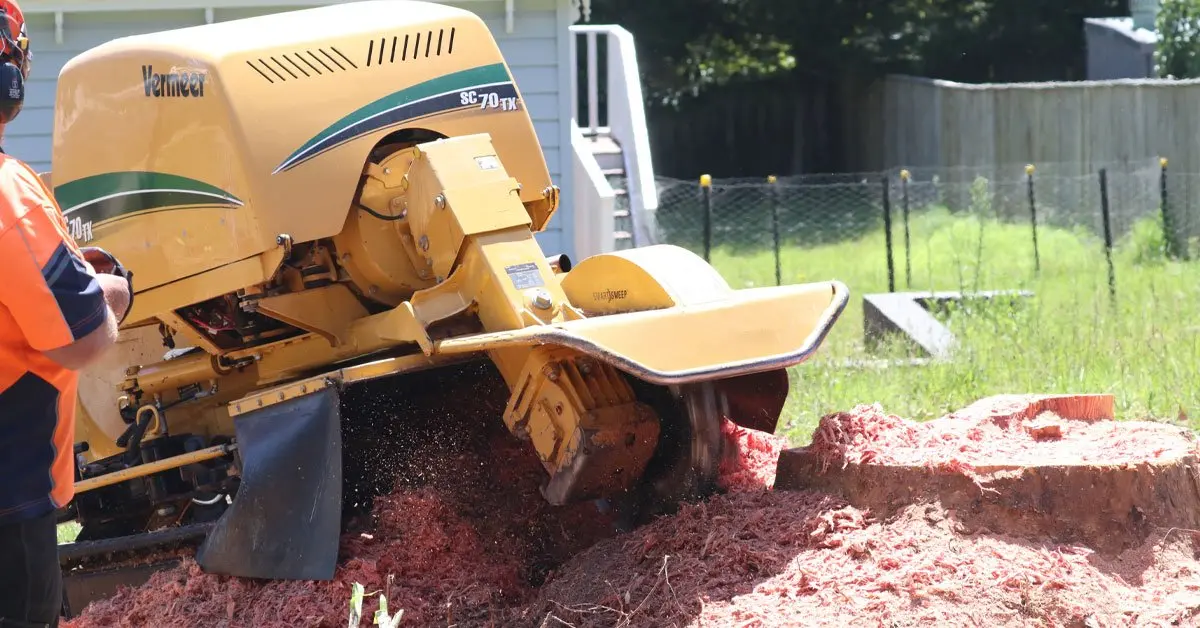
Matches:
[60,522,216,617]
[60,522,215,566]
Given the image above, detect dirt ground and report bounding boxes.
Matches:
[64,395,1200,628]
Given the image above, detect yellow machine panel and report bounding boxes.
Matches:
[52,0,555,319]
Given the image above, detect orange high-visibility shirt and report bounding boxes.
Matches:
[0,151,108,525]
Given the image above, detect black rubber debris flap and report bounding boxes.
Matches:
[195,386,343,580]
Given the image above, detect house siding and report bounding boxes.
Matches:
[8,0,572,255]
[1084,18,1156,80]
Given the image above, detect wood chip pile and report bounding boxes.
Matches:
[66,395,1200,627]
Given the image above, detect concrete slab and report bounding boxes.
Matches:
[863,290,1034,360]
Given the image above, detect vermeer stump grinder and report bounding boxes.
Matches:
[50,0,848,614]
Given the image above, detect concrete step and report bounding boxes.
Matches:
[583,135,635,250]
[586,135,621,154]
[614,213,633,233]
[588,136,625,172]
[613,231,634,250]
[603,167,626,181]
[594,153,624,172]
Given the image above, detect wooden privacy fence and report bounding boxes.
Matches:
[645,73,1200,180]
[874,73,1200,176]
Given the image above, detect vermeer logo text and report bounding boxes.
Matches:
[143,65,207,98]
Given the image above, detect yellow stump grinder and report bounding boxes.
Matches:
[51,0,848,614]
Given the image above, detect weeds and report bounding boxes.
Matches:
[347,579,404,628]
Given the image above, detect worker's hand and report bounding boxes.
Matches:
[79,247,135,324]
[96,273,132,324]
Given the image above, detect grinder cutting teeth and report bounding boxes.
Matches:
[52,0,848,616]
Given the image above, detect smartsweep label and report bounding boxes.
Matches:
[592,289,629,303]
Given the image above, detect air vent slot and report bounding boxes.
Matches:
[246,47,357,84]
[366,27,455,67]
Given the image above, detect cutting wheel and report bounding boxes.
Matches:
[608,379,731,530]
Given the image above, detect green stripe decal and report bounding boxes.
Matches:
[274,63,516,174]
[55,172,243,225]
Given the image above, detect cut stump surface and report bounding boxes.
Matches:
[776,394,1200,553]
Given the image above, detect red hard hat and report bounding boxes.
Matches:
[0,0,27,125]
[0,0,27,72]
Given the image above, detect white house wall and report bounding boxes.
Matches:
[7,0,573,256]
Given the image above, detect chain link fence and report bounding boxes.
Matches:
[650,157,1198,296]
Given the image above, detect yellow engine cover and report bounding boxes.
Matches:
[49,0,555,325]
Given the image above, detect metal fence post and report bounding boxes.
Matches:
[768,175,782,286]
[882,175,895,293]
[1026,164,1040,275]
[700,174,713,262]
[1098,168,1116,302]
[1160,157,1178,260]
[900,169,911,289]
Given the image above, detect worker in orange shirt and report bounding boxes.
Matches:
[0,2,134,626]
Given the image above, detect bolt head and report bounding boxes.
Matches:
[532,289,553,310]
[419,235,430,251]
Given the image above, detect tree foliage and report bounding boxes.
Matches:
[1155,0,1200,78]
[589,0,1128,106]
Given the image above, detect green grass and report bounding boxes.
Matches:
[58,520,80,544]
[700,205,1200,446]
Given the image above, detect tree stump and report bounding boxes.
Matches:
[775,394,1200,553]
